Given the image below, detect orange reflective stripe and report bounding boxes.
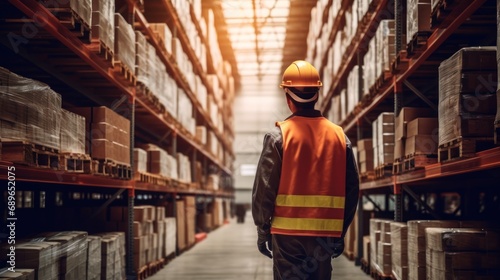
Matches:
[275,194,345,208]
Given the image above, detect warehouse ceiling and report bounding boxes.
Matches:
[207,0,317,87]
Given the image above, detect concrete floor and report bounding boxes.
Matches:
[149,212,372,280]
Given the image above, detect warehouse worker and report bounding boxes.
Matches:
[252,60,360,279]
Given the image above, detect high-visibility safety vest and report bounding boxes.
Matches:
[271,115,346,237]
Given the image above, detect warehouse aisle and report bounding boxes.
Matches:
[149,212,371,280]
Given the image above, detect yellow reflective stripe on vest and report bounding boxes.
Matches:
[272,217,343,231]
[275,194,345,208]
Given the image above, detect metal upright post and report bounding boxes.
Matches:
[127,98,136,279]
[394,0,404,223]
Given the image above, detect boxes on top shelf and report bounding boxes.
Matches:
[406,0,432,45]
[114,14,136,75]
[91,0,115,52]
[149,23,173,54]
[438,47,497,147]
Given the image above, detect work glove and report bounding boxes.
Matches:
[331,238,345,259]
[257,227,273,259]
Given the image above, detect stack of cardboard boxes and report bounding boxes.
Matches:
[357,139,374,175]
[72,106,131,165]
[373,113,395,171]
[391,222,409,280]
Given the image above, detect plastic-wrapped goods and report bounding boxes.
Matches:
[164,217,177,257]
[0,268,35,279]
[177,153,192,183]
[147,146,170,177]
[347,66,360,115]
[6,241,60,280]
[438,47,497,146]
[91,0,115,51]
[40,0,92,29]
[0,67,62,150]
[114,14,136,74]
[60,109,86,154]
[372,112,394,166]
[86,236,102,280]
[406,0,431,45]
[391,222,409,280]
[95,232,126,280]
[135,31,149,85]
[133,148,147,173]
[38,231,88,280]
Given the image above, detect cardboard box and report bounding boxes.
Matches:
[91,139,114,160]
[407,118,438,138]
[394,139,405,160]
[176,201,186,251]
[395,107,435,139]
[359,149,374,163]
[134,206,147,222]
[426,228,500,252]
[357,139,374,151]
[360,161,375,173]
[405,135,438,155]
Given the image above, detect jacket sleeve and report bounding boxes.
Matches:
[252,128,282,232]
[342,135,360,237]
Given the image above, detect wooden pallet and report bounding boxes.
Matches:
[134,171,171,186]
[94,159,132,180]
[375,163,393,179]
[406,31,431,57]
[59,153,93,173]
[88,39,114,66]
[44,7,91,42]
[137,259,165,280]
[393,154,438,174]
[113,61,137,86]
[1,141,59,169]
[438,137,495,162]
[360,171,376,182]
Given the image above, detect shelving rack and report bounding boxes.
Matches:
[315,0,500,267]
[0,0,235,277]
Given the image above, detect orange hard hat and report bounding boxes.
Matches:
[280,60,323,88]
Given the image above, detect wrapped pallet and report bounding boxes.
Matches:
[114,14,136,74]
[41,231,88,280]
[86,236,102,280]
[91,0,115,52]
[426,228,500,279]
[372,112,395,168]
[96,232,126,280]
[133,148,147,173]
[0,67,62,150]
[438,47,497,151]
[391,222,409,280]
